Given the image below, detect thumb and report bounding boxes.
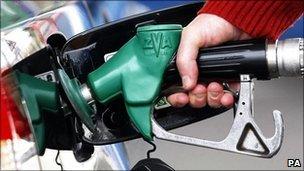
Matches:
[176,27,204,90]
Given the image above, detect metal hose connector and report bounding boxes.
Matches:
[267,38,304,78]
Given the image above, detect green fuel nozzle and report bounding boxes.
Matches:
[4,71,59,155]
[87,25,182,140]
[58,24,182,140]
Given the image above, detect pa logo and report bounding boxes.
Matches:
[287,159,301,167]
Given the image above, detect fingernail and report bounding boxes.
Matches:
[182,75,191,89]
[209,91,219,99]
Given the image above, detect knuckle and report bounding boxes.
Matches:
[182,26,191,35]
[169,93,188,108]
[189,94,206,108]
[208,98,222,108]
[190,100,205,108]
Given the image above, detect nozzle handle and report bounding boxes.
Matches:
[166,38,303,82]
[196,39,269,80]
[5,71,59,155]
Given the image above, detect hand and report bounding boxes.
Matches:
[167,14,250,108]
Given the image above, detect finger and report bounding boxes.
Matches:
[207,82,224,108]
[189,84,207,108]
[221,92,234,108]
[176,26,203,90]
[167,92,189,108]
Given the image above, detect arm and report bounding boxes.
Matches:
[168,0,304,108]
[199,1,304,40]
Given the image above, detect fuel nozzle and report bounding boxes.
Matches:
[191,37,303,80]
[267,38,304,78]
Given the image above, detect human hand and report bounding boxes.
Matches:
[167,14,250,108]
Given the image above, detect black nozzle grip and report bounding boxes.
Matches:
[197,39,270,80]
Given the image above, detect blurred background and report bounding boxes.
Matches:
[1,1,303,170]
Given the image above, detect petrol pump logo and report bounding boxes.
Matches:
[143,32,172,57]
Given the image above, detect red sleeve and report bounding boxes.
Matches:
[198,1,304,40]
